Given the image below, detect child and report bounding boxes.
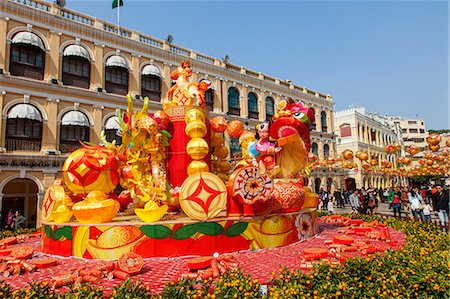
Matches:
[327,199,334,214]
[422,198,433,222]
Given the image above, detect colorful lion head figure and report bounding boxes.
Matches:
[269,99,315,151]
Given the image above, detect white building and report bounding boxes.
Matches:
[334,107,403,190]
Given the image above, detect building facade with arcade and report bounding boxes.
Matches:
[334,107,404,190]
[0,0,342,227]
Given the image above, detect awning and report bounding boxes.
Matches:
[105,55,128,69]
[105,116,120,130]
[63,44,90,61]
[141,64,162,77]
[8,104,42,121]
[11,32,45,52]
[61,111,89,126]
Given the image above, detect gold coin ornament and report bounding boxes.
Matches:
[230,166,273,205]
[179,172,227,220]
[42,185,66,222]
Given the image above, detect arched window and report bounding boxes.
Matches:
[141,64,162,102]
[340,123,351,137]
[310,108,316,130]
[6,104,42,152]
[311,142,318,156]
[10,32,45,80]
[324,144,330,158]
[62,45,91,89]
[321,111,327,132]
[59,111,90,153]
[228,87,240,116]
[104,116,122,145]
[265,97,275,120]
[248,92,258,119]
[314,178,321,194]
[105,55,129,95]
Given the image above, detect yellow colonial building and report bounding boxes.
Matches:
[0,0,342,227]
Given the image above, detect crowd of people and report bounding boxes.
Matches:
[318,184,449,231]
[0,210,26,231]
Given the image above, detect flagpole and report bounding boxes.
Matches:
[117,2,120,35]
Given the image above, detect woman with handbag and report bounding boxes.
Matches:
[408,186,425,222]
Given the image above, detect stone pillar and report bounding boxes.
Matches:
[0,92,4,148]
[315,109,322,132]
[43,99,58,150]
[36,192,45,228]
[92,44,104,90]
[91,106,103,144]
[240,87,247,119]
[129,54,140,96]
[259,92,266,121]
[0,17,7,70]
[222,81,229,113]
[318,140,324,161]
[45,31,61,82]
[161,63,172,101]
[213,78,222,114]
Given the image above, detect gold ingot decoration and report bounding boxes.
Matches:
[185,108,205,124]
[42,185,66,222]
[185,120,207,138]
[135,200,169,223]
[72,190,120,224]
[214,146,229,159]
[187,160,210,175]
[186,138,209,160]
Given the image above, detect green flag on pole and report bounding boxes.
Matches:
[112,0,123,9]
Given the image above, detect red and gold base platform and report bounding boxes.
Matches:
[42,209,319,260]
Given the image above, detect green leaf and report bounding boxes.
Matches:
[140,225,172,239]
[194,222,224,236]
[224,222,249,237]
[172,224,198,240]
[44,225,53,238]
[53,226,72,241]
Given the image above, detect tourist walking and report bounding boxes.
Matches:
[408,187,425,222]
[6,210,15,231]
[422,199,433,223]
[391,192,402,219]
[435,185,449,231]
[14,211,26,230]
[349,190,361,213]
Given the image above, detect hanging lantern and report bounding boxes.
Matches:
[210,132,224,148]
[408,145,420,156]
[326,157,335,166]
[214,146,229,159]
[362,162,370,170]
[185,108,206,124]
[356,151,369,161]
[429,144,440,152]
[342,149,354,160]
[187,160,209,175]
[426,134,441,146]
[185,120,207,138]
[369,159,378,166]
[402,157,411,165]
[385,144,396,154]
[426,159,434,166]
[186,138,209,160]
[308,154,317,163]
[211,116,228,133]
[226,120,244,138]
[335,155,343,162]
[446,138,450,148]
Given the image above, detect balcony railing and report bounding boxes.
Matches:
[6,139,41,152]
[5,0,333,102]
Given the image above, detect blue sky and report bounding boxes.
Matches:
[63,0,448,129]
